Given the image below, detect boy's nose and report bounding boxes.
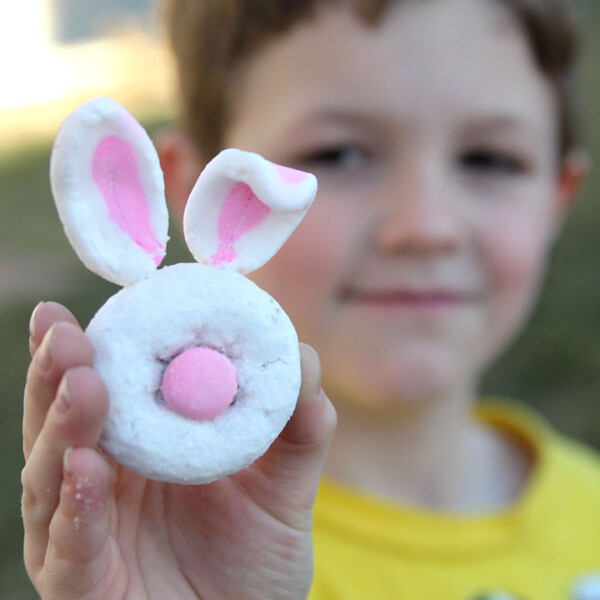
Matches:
[373,167,463,255]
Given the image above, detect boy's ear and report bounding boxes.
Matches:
[555,149,590,215]
[156,128,206,225]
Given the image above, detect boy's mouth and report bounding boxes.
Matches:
[339,287,475,309]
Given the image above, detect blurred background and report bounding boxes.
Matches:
[0,1,598,597]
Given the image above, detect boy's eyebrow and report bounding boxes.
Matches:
[461,114,546,140]
[273,105,549,149]
[279,105,391,136]
[286,105,544,131]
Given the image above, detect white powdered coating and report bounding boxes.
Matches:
[50,97,169,286]
[86,263,301,484]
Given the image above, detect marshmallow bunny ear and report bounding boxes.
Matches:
[50,97,169,286]
[183,149,317,274]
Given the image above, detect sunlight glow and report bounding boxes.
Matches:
[0,0,172,151]
[0,1,55,108]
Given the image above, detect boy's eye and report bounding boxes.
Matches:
[301,145,367,170]
[459,149,525,175]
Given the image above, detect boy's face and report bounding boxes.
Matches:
[178,0,583,411]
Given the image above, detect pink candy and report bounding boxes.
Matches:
[162,347,238,421]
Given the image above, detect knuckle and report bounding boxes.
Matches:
[21,462,32,491]
[21,465,39,512]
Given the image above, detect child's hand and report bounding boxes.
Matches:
[22,301,336,600]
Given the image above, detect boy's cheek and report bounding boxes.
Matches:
[276,202,356,277]
[482,221,553,297]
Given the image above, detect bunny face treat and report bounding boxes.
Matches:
[50,97,317,484]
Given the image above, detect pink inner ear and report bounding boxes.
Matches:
[210,182,271,265]
[92,135,166,266]
[275,164,309,184]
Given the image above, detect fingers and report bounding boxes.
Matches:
[253,343,336,526]
[43,447,117,599]
[22,366,110,577]
[29,301,80,357]
[23,310,94,459]
[23,303,119,598]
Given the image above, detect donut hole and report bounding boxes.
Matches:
[161,346,238,421]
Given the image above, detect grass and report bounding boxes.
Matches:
[481,6,600,444]
[1,7,599,597]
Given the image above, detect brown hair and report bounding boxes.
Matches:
[163,0,581,161]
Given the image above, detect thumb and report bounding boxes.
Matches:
[281,343,336,448]
[251,343,337,522]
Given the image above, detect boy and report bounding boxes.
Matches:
[21,0,599,599]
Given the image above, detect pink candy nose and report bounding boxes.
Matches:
[161,347,238,421]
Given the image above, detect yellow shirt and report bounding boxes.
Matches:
[310,402,600,600]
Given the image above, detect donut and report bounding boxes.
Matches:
[87,263,301,483]
[49,97,317,484]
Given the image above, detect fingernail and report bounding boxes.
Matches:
[55,377,71,414]
[63,447,73,477]
[29,302,45,342]
[34,330,53,372]
[299,344,322,402]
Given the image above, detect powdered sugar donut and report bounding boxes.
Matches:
[50,97,317,484]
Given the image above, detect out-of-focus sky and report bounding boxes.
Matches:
[0,0,172,153]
